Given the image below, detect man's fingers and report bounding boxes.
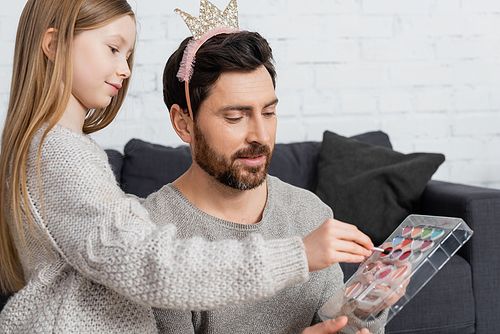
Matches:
[301,317,348,334]
[356,329,371,334]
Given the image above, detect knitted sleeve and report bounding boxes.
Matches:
[153,308,194,334]
[26,132,308,310]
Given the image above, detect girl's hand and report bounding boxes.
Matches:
[303,219,374,272]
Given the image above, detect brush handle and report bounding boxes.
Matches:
[372,247,390,255]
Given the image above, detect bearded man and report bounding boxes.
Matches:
[143,31,383,334]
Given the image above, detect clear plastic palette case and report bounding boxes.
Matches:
[319,214,473,333]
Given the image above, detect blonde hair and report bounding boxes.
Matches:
[0,0,135,293]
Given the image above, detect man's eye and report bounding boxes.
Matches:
[226,117,242,122]
[264,112,276,117]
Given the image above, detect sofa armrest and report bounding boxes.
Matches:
[420,180,500,261]
[420,180,500,333]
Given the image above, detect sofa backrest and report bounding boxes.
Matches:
[106,131,392,198]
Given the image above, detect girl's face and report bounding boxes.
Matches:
[71,15,135,112]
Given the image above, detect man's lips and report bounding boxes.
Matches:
[237,155,265,166]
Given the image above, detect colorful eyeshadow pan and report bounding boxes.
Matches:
[390,249,402,260]
[411,228,423,238]
[392,237,404,247]
[375,267,393,281]
[399,251,411,261]
[401,226,413,237]
[345,282,363,298]
[431,230,444,240]
[402,238,412,247]
[380,247,392,257]
[421,229,432,239]
[421,241,434,252]
[411,239,424,250]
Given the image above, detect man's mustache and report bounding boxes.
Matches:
[232,145,271,160]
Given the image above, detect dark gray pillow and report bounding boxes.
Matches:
[268,142,322,191]
[314,131,445,245]
[122,139,192,198]
[268,131,392,192]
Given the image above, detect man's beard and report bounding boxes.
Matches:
[192,122,273,190]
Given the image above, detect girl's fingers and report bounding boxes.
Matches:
[330,239,372,258]
[331,220,374,250]
[334,253,366,264]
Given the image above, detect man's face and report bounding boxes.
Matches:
[192,65,278,190]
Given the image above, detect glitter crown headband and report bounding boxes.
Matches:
[175,0,240,83]
[175,0,240,120]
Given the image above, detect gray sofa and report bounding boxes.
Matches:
[2,131,499,333]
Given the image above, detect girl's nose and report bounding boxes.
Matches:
[118,58,131,79]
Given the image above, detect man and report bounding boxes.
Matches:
[143,31,383,334]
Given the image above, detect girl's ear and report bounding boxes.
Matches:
[42,28,58,61]
[170,104,193,144]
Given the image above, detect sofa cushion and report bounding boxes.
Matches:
[350,130,393,150]
[0,294,9,311]
[106,149,124,183]
[268,142,322,191]
[121,139,192,197]
[314,131,445,245]
[269,131,392,192]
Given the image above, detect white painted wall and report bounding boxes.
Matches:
[1,0,500,189]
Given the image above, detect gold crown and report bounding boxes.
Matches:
[175,0,239,40]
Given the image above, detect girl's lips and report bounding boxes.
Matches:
[106,82,122,94]
[237,155,265,167]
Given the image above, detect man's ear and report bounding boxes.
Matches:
[170,104,193,144]
[42,28,58,62]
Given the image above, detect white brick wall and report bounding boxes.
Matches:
[1,0,500,189]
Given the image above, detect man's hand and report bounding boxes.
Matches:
[301,317,348,334]
[301,317,372,334]
[302,219,374,272]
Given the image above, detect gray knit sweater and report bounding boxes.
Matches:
[145,177,340,333]
[0,125,309,334]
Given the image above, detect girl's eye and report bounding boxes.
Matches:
[109,46,118,54]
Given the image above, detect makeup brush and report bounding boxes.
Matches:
[372,247,391,255]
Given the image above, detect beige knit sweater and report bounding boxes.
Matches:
[0,124,308,333]
[148,177,338,333]
[148,178,386,334]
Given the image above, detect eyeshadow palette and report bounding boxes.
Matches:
[319,214,473,334]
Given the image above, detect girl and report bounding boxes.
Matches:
[0,0,312,332]
[0,0,374,333]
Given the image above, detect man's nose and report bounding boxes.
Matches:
[246,116,270,146]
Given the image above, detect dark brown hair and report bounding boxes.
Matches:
[163,31,276,119]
